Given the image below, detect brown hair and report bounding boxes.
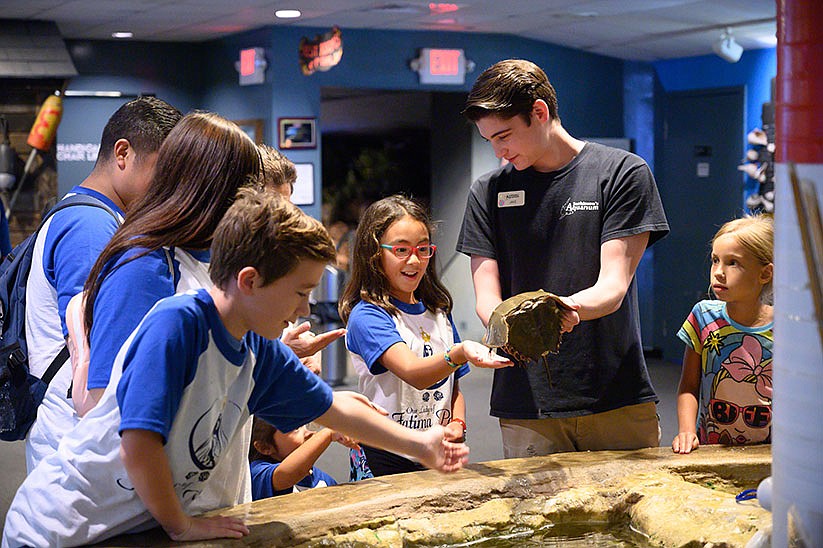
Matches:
[84,111,261,332]
[462,59,559,125]
[338,194,452,323]
[210,186,336,289]
[257,144,296,196]
[248,416,278,463]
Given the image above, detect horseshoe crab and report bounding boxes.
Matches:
[483,290,573,385]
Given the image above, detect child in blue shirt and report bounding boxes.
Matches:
[3,187,469,547]
[24,97,182,471]
[250,416,361,499]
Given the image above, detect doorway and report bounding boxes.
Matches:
[654,87,745,361]
[320,88,433,271]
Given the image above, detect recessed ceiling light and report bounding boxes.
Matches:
[111,31,133,39]
[275,9,301,19]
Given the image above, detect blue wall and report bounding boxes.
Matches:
[53,26,776,354]
[200,26,626,220]
[623,61,660,349]
[653,47,777,204]
[57,40,203,195]
[654,47,776,134]
[59,27,628,218]
[56,30,776,219]
[200,27,275,134]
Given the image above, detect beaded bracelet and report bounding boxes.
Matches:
[444,344,461,368]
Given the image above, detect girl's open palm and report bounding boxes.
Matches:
[462,340,513,369]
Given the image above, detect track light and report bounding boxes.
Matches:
[712,27,743,63]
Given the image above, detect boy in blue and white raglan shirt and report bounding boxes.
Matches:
[3,188,469,547]
[249,417,346,500]
[24,97,182,472]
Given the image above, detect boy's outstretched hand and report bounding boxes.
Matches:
[167,515,249,542]
[671,432,699,454]
[320,393,468,474]
[417,425,469,473]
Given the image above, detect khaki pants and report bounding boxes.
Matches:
[500,402,661,458]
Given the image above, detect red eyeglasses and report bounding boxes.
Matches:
[380,244,436,260]
[709,398,771,428]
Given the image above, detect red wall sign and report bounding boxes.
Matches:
[429,49,461,76]
[240,48,256,77]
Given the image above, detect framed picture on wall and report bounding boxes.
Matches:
[279,118,316,149]
[292,163,314,205]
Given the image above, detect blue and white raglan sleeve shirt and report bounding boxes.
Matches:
[346,299,469,441]
[86,246,258,511]
[86,246,212,391]
[3,289,333,548]
[86,247,177,390]
[250,460,337,500]
[117,290,332,510]
[25,186,124,472]
[117,295,333,445]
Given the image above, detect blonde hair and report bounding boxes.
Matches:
[712,214,774,303]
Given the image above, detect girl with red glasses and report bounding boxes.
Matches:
[339,195,512,477]
[672,214,774,454]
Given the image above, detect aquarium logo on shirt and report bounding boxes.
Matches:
[559,197,599,219]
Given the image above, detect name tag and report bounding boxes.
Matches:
[497,190,525,208]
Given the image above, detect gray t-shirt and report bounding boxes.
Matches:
[457,142,669,418]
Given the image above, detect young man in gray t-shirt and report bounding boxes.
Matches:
[457,59,669,458]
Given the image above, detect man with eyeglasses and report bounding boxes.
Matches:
[456,59,669,458]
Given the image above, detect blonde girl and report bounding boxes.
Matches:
[672,214,774,454]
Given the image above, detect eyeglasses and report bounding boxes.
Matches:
[709,398,771,428]
[380,244,436,260]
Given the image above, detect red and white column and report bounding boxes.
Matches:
[771,0,823,546]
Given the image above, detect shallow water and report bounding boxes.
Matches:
[423,522,653,548]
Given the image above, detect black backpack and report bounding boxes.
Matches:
[0,194,118,441]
